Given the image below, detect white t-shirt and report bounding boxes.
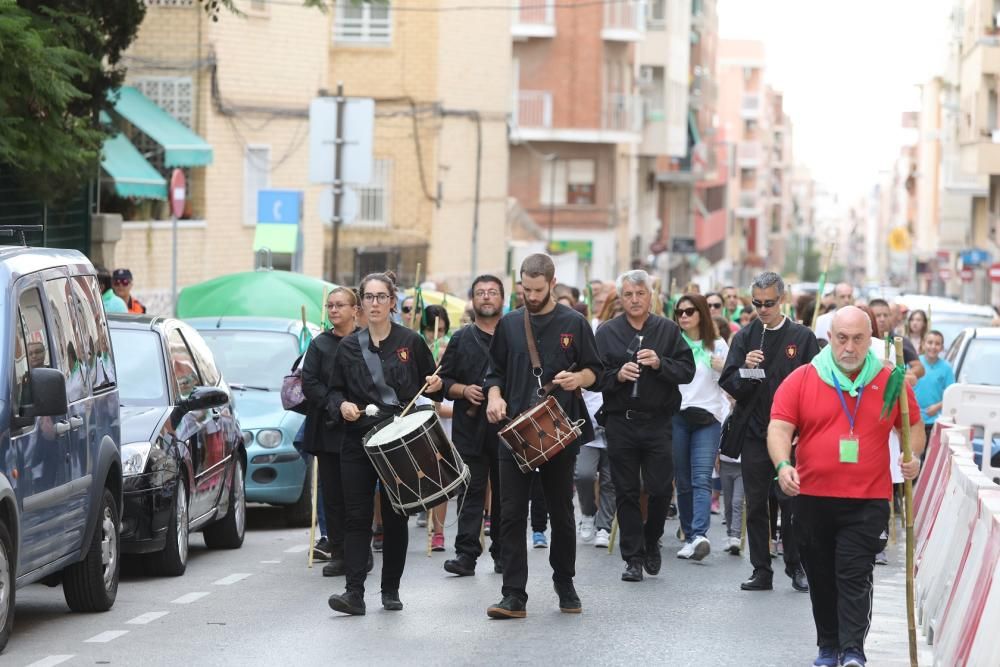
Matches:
[679,338,731,425]
[583,389,605,449]
[814,310,835,343]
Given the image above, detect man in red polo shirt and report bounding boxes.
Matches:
[768,306,924,667]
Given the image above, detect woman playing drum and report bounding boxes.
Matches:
[327,272,443,616]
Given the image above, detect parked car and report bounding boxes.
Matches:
[944,327,1000,467]
[0,244,123,652]
[187,316,319,526]
[896,295,995,350]
[110,315,246,576]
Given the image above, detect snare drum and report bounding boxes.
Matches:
[498,396,584,474]
[363,409,470,515]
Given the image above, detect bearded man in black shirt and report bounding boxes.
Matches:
[484,253,602,619]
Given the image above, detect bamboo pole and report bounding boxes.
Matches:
[894,337,919,667]
[607,514,618,555]
[811,243,835,331]
[410,262,423,330]
[307,456,319,568]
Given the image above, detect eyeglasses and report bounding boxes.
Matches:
[113,279,131,286]
[751,299,779,309]
[363,293,391,304]
[473,289,501,298]
[675,307,698,318]
[707,302,723,310]
[327,302,352,309]
[401,305,413,313]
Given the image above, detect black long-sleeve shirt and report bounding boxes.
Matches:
[719,317,819,444]
[595,313,696,414]
[437,323,497,457]
[329,323,443,442]
[300,328,356,454]
[484,304,601,450]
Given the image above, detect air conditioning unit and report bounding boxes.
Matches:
[638,66,656,88]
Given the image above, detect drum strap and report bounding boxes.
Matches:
[358,329,401,407]
[523,310,544,392]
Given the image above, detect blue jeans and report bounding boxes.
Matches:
[671,415,721,540]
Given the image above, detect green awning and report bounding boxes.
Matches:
[110,86,213,167]
[100,131,167,200]
[253,224,298,254]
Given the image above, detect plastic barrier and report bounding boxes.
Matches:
[941,384,1000,482]
[965,503,1000,666]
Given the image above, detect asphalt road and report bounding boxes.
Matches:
[5,502,915,666]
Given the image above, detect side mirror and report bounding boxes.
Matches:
[15,367,69,427]
[180,386,229,413]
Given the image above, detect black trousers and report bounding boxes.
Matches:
[795,495,889,655]
[340,445,408,594]
[499,449,577,601]
[741,440,778,574]
[605,414,673,563]
[454,451,502,563]
[316,451,346,556]
[530,471,548,532]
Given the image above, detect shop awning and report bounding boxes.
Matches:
[252,224,298,254]
[100,131,167,200]
[110,87,213,167]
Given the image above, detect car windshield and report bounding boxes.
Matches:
[931,317,994,351]
[110,329,169,406]
[956,338,1000,386]
[197,330,300,390]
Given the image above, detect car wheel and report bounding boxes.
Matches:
[146,478,189,576]
[203,459,246,550]
[284,461,313,528]
[63,487,120,612]
[0,521,15,652]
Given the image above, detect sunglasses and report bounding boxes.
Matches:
[675,307,698,318]
[113,279,131,286]
[751,299,779,309]
[707,302,723,310]
[401,306,412,314]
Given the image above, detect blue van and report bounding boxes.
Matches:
[0,245,123,651]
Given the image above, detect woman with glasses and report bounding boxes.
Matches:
[672,294,731,560]
[706,291,738,336]
[326,272,444,616]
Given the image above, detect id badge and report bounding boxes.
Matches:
[839,435,859,464]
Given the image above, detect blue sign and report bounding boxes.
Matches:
[257,189,302,225]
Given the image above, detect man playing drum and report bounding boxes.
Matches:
[594,270,695,582]
[484,253,601,619]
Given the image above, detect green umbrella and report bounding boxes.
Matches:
[176,270,338,325]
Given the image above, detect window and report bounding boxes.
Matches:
[540,159,596,206]
[74,276,116,390]
[355,158,392,225]
[646,0,665,28]
[132,77,194,128]
[14,288,51,415]
[179,328,221,386]
[244,146,270,225]
[333,1,392,45]
[68,277,101,391]
[167,329,201,400]
[540,159,567,206]
[44,278,89,403]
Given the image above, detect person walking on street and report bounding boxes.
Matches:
[769,306,924,667]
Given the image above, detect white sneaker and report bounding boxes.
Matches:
[726,536,742,555]
[676,542,696,559]
[594,529,610,547]
[690,535,711,561]
[578,515,596,542]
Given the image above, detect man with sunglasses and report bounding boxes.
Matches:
[719,271,819,593]
[111,268,147,314]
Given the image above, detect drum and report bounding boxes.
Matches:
[363,409,470,515]
[498,396,585,474]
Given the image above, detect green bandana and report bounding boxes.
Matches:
[681,332,713,369]
[810,345,881,397]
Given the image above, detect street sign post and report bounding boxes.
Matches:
[960,267,975,283]
[990,263,1000,283]
[939,268,952,281]
[169,169,186,315]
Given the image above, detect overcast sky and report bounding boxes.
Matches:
[718,0,952,201]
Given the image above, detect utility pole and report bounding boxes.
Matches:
[329,82,346,284]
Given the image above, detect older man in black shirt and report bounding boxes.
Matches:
[484,254,601,619]
[438,274,506,577]
[596,270,696,583]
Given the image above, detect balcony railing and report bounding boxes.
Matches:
[735,191,760,218]
[741,93,761,119]
[603,1,644,40]
[737,141,761,167]
[603,93,641,133]
[511,1,555,38]
[514,90,553,129]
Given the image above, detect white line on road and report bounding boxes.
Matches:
[284,544,309,553]
[171,591,210,604]
[126,611,169,625]
[213,573,252,586]
[261,560,281,564]
[84,630,129,643]
[26,656,74,667]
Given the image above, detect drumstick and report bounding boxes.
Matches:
[401,361,444,418]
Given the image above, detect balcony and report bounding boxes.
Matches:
[737,141,762,168]
[603,1,644,41]
[513,90,553,129]
[603,93,641,133]
[735,191,761,218]
[511,1,555,40]
[741,93,761,120]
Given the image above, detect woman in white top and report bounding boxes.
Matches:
[671,294,730,561]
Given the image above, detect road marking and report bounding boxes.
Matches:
[171,591,210,604]
[213,572,251,586]
[26,656,74,667]
[284,544,309,553]
[126,611,169,625]
[84,630,129,643]
[261,560,281,564]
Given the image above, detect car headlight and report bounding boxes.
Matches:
[242,430,254,447]
[255,428,283,449]
[121,442,152,476]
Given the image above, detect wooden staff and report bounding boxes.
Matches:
[320,287,329,330]
[607,514,618,555]
[894,337,918,667]
[307,456,319,568]
[811,243,835,331]
[400,360,444,418]
[410,262,423,330]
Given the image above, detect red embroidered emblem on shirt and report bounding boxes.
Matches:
[397,347,410,363]
[785,344,797,359]
[560,333,574,350]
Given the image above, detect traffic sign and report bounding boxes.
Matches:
[671,236,697,254]
[990,263,1000,283]
[170,169,186,218]
[960,248,991,266]
[308,97,375,185]
[939,268,952,281]
[960,267,975,282]
[257,190,302,225]
[318,186,359,225]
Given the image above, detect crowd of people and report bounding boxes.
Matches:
[294,257,961,667]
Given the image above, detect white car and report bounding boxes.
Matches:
[894,295,995,350]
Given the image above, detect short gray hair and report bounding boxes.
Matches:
[749,271,785,296]
[616,270,651,295]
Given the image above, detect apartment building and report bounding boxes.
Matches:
[765,89,794,273]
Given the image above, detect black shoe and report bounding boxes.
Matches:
[622,559,644,582]
[554,581,582,613]
[381,590,403,611]
[666,503,678,520]
[444,554,476,577]
[322,558,345,577]
[788,566,809,592]
[643,542,662,575]
[740,570,773,591]
[312,537,331,562]
[372,527,384,553]
[368,549,374,573]
[328,590,366,616]
[486,595,526,619]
